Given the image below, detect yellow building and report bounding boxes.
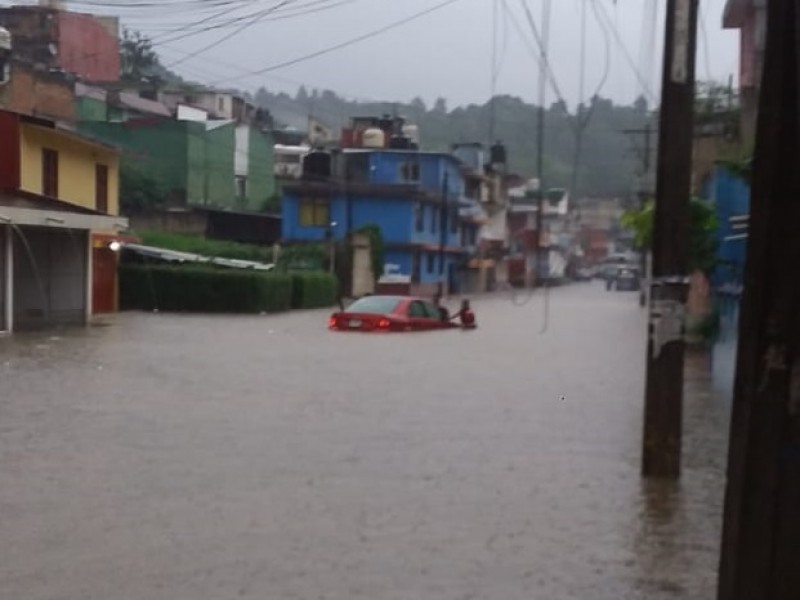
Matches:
[0,110,128,332]
[18,118,120,216]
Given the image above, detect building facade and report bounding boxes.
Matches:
[0,5,120,82]
[0,109,128,331]
[723,0,767,143]
[79,117,276,213]
[282,149,471,296]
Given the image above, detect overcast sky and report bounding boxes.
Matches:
[15,0,740,109]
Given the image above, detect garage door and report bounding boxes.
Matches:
[13,226,88,330]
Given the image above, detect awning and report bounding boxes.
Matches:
[0,205,128,232]
[121,243,275,271]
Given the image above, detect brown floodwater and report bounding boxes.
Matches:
[0,283,730,599]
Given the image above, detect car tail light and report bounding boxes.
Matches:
[328,316,337,329]
[377,318,391,329]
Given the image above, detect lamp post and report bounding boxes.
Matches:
[438,172,449,299]
[327,220,338,274]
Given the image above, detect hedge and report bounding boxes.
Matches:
[290,272,338,309]
[119,264,292,313]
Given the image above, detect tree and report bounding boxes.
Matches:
[120,29,159,83]
[433,97,447,114]
[621,198,719,273]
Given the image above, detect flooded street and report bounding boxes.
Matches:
[0,283,729,599]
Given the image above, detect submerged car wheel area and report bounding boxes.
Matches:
[328,295,476,332]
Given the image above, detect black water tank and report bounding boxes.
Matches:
[389,135,413,150]
[490,141,507,166]
[303,151,332,179]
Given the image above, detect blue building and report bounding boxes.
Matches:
[705,166,750,395]
[281,149,480,295]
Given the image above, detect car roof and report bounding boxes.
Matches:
[359,295,431,302]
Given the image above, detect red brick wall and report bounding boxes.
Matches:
[57,12,119,82]
[0,64,75,122]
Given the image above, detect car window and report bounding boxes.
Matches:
[346,296,401,314]
[408,301,428,318]
[422,302,440,319]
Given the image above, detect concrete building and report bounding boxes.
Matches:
[281,148,473,296]
[0,109,128,331]
[0,4,120,83]
[79,117,276,213]
[0,60,76,122]
[723,0,767,143]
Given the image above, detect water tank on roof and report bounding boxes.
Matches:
[362,127,386,148]
[389,135,413,150]
[303,150,332,179]
[0,27,10,52]
[490,141,507,167]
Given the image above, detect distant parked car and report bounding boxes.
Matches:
[611,267,641,292]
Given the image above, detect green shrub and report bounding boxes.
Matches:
[290,272,338,309]
[119,264,291,313]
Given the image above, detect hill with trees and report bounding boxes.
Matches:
[254,86,652,198]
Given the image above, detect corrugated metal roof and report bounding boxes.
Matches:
[116,93,171,117]
[121,243,275,271]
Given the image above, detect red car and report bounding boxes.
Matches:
[329,295,464,332]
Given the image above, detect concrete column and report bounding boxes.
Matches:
[85,231,93,323]
[4,225,12,332]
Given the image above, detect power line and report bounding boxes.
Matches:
[592,0,658,103]
[165,0,298,68]
[205,0,464,86]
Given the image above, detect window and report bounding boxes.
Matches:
[235,175,247,200]
[218,96,225,112]
[345,296,401,315]
[414,203,424,232]
[299,198,330,227]
[426,252,435,273]
[408,301,428,318]
[412,251,421,282]
[450,208,458,234]
[42,148,58,198]
[400,160,420,181]
[430,206,438,233]
[95,164,108,213]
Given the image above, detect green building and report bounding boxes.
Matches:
[75,85,275,213]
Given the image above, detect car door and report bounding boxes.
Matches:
[407,300,437,330]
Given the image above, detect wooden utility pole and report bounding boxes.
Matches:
[534,0,552,287]
[641,0,698,479]
[717,1,800,597]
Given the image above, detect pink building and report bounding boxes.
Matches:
[723,0,767,140]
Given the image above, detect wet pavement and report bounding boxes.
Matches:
[0,283,730,599]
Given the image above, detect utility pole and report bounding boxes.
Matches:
[534,0,552,288]
[438,171,449,298]
[641,0,698,479]
[717,1,800,597]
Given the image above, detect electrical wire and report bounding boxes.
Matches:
[165,0,298,67]
[592,0,658,104]
[203,0,464,86]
